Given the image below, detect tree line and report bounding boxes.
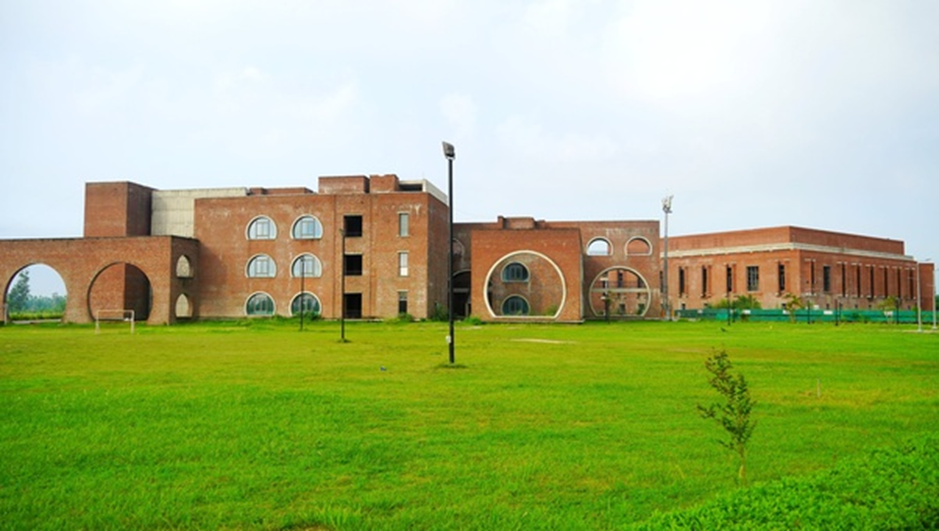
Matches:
[6,271,67,315]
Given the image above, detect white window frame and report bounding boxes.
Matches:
[246,254,276,278]
[398,251,409,277]
[291,254,323,278]
[247,216,277,240]
[398,212,410,237]
[292,215,323,240]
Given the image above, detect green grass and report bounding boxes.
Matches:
[1,320,937,529]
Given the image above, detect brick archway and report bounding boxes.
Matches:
[1,236,199,325]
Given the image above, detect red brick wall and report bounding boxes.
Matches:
[84,182,153,237]
[0,236,199,324]
[667,226,930,312]
[470,227,583,322]
[193,181,448,320]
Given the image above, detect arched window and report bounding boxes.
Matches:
[502,262,530,282]
[502,296,530,316]
[175,293,192,318]
[245,293,275,316]
[247,216,277,240]
[292,215,323,239]
[175,255,192,278]
[246,254,276,278]
[291,254,323,278]
[626,237,652,255]
[586,238,612,256]
[290,293,321,317]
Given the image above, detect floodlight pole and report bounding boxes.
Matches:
[917,262,923,333]
[662,195,673,321]
[443,141,456,364]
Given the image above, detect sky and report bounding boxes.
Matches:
[2,0,937,296]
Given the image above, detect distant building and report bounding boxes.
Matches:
[0,178,933,324]
[666,226,934,313]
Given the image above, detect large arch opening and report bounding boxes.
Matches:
[589,266,652,318]
[484,251,565,319]
[3,263,68,322]
[88,263,152,321]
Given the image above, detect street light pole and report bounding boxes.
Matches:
[443,141,456,364]
[340,228,346,342]
[662,195,673,321]
[300,259,305,332]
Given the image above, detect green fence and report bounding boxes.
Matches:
[675,308,938,325]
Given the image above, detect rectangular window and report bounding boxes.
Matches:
[869,266,875,297]
[726,265,734,293]
[678,268,686,296]
[256,219,271,239]
[398,291,408,315]
[841,263,847,297]
[343,215,363,237]
[344,293,362,319]
[398,252,409,277]
[856,264,861,296]
[810,261,816,293]
[344,254,363,276]
[823,265,831,293]
[701,266,708,296]
[778,263,786,293]
[398,213,409,237]
[747,266,759,292]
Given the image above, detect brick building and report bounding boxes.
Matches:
[0,178,934,324]
[665,226,935,313]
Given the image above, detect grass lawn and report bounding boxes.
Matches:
[1,319,937,529]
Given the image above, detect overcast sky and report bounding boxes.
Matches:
[2,0,937,295]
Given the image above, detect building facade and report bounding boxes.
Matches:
[0,178,934,324]
[665,226,935,313]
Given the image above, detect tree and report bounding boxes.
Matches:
[7,271,30,312]
[698,350,757,484]
[712,295,762,310]
[783,293,805,323]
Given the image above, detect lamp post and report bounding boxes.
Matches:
[340,228,346,342]
[662,195,673,321]
[300,258,306,332]
[443,141,456,364]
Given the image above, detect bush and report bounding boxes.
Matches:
[634,437,939,530]
[429,303,449,322]
[463,315,483,326]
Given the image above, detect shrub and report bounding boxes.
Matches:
[429,303,449,322]
[634,437,939,530]
[698,350,757,484]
